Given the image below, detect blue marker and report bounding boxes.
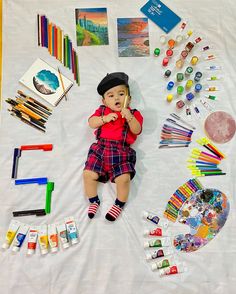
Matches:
[15,177,48,185]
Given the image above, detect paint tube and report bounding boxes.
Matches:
[159,262,187,277]
[2,220,21,249]
[38,224,48,255]
[56,223,70,249]
[151,255,176,271]
[143,211,168,228]
[27,226,38,255]
[48,224,59,253]
[65,216,79,245]
[144,227,171,237]
[12,224,29,252]
[146,247,173,260]
[144,237,171,248]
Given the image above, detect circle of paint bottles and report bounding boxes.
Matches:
[176,73,184,82]
[166,94,173,102]
[154,48,161,56]
[160,35,166,44]
[175,35,183,43]
[181,50,188,59]
[185,66,193,76]
[194,71,203,82]
[176,100,185,109]
[176,58,184,68]
[164,69,171,78]
[166,49,173,58]
[162,57,169,67]
[191,56,199,65]
[194,83,202,93]
[185,42,194,52]
[168,39,175,49]
[186,92,195,101]
[185,79,193,90]
[177,86,184,95]
[167,81,174,90]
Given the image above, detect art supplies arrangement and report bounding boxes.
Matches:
[5,90,52,132]
[163,178,203,222]
[19,58,74,107]
[187,137,226,177]
[159,113,195,148]
[173,188,230,252]
[1,217,79,254]
[37,14,80,85]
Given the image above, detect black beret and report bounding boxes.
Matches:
[97,72,129,96]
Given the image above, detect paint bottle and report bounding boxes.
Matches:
[146,247,173,260]
[144,227,170,237]
[57,223,70,249]
[12,224,29,252]
[65,216,79,245]
[2,220,21,249]
[143,211,168,228]
[27,227,38,255]
[144,237,171,248]
[151,256,176,271]
[159,263,187,277]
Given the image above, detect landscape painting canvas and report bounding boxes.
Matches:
[117,17,150,57]
[75,8,109,46]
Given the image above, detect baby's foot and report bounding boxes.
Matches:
[105,204,122,221]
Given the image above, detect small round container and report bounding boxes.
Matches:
[164,69,171,78]
[194,83,202,93]
[194,71,203,82]
[186,92,195,101]
[162,57,169,66]
[166,49,173,57]
[185,66,193,76]
[167,81,174,91]
[176,73,184,82]
[185,80,193,89]
[168,39,175,49]
[176,59,184,68]
[181,50,188,59]
[160,35,166,44]
[177,86,184,95]
[154,48,160,56]
[191,56,199,65]
[175,35,183,43]
[166,94,173,102]
[176,100,185,108]
[185,42,194,52]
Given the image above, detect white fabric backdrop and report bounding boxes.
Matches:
[0,0,236,293]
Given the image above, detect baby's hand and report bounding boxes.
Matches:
[103,113,118,123]
[121,108,132,120]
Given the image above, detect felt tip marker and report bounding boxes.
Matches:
[205,66,221,70]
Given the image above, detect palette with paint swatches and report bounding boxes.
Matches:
[163,178,203,222]
[187,137,226,177]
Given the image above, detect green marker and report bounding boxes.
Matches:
[45,182,54,214]
[205,95,216,100]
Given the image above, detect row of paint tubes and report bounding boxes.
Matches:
[1,216,79,255]
[143,211,187,276]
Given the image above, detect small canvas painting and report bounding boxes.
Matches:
[75,8,109,46]
[117,17,150,57]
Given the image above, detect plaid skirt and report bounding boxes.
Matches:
[84,138,136,183]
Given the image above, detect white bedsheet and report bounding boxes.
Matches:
[0,0,236,293]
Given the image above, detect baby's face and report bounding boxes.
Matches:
[102,85,130,112]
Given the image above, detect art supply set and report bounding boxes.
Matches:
[187,137,226,177]
[1,216,79,254]
[159,113,195,148]
[163,178,203,222]
[5,90,52,133]
[37,14,80,85]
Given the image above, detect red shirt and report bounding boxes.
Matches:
[90,106,143,145]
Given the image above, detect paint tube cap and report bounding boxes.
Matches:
[144,241,150,248]
[2,242,10,249]
[62,242,70,249]
[143,211,149,219]
[146,252,153,260]
[71,238,79,245]
[151,263,158,271]
[143,229,150,237]
[27,249,35,255]
[51,247,58,253]
[41,248,48,255]
[12,246,20,252]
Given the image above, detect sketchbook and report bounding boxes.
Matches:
[19,58,74,106]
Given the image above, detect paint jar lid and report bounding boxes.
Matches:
[1,242,10,249]
[71,238,78,245]
[151,263,158,271]
[144,241,150,248]
[27,249,35,255]
[146,252,153,260]
[51,247,58,253]
[12,246,20,252]
[41,248,48,255]
[62,242,70,249]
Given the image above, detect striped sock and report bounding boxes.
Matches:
[88,195,100,219]
[105,199,125,222]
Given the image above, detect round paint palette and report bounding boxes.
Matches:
[173,189,230,252]
[204,111,236,143]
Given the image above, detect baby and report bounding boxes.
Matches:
[83,72,143,221]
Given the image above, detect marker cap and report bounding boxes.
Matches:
[27,249,35,255]
[143,229,150,237]
[62,242,70,249]
[71,238,78,245]
[151,263,158,271]
[12,246,20,252]
[41,248,48,255]
[146,252,153,260]
[144,241,150,248]
[51,247,58,253]
[2,242,10,249]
